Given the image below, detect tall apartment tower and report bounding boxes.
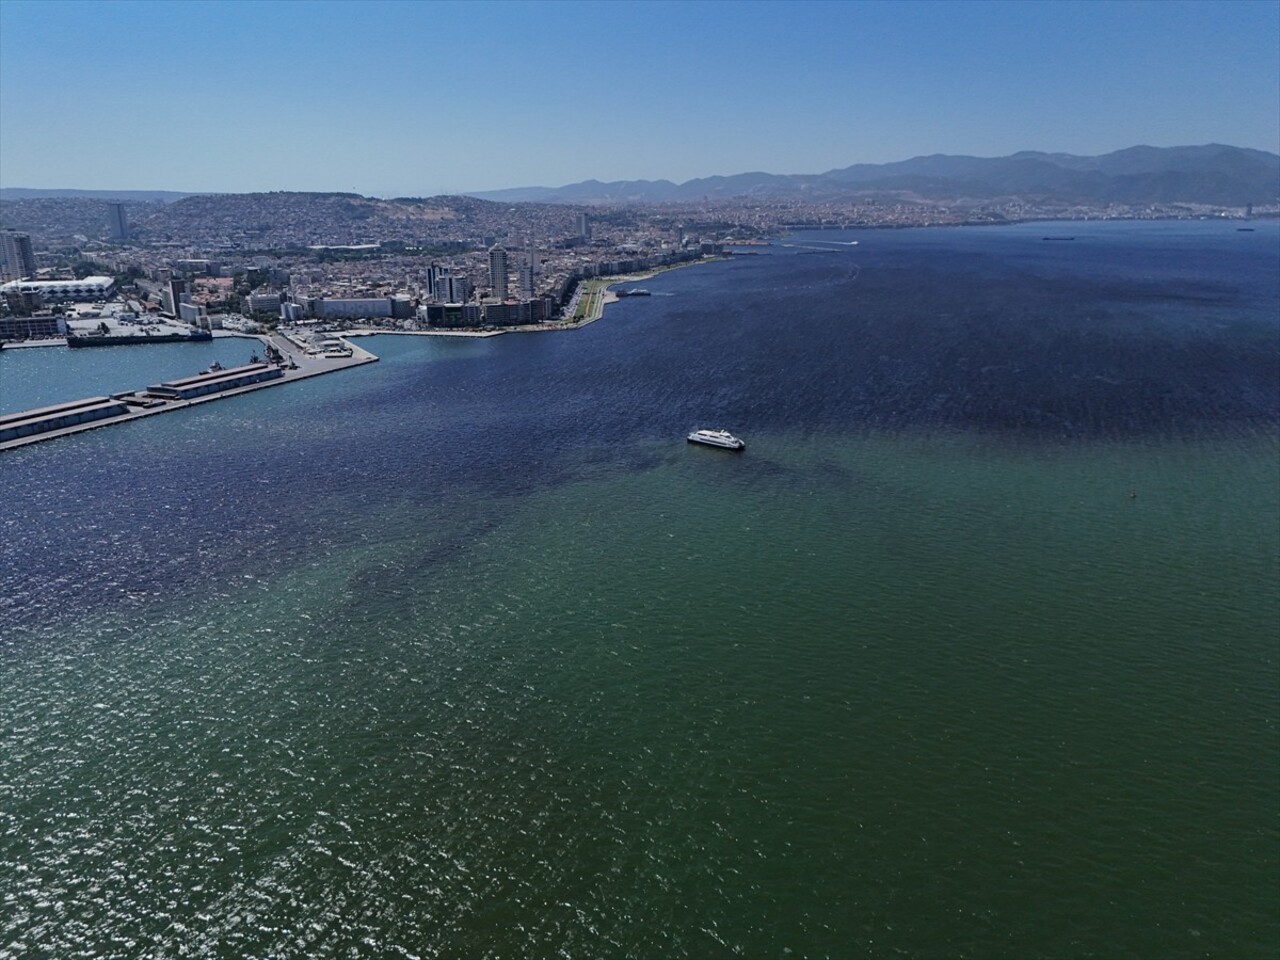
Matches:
[108,202,129,240]
[488,245,508,299]
[0,230,37,281]
[428,263,471,303]
[161,279,190,317]
[519,241,537,299]
[575,212,591,242]
[441,274,471,303]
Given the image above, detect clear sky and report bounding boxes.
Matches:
[1,0,1277,196]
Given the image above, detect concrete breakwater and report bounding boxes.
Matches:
[0,335,377,452]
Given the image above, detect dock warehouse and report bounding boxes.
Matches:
[0,396,130,443]
[146,363,283,401]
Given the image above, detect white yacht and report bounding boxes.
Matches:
[687,428,745,450]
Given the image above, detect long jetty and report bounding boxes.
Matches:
[0,334,377,452]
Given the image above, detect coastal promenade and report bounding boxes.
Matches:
[530,260,718,332]
[0,334,377,452]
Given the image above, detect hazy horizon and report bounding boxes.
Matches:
[1,0,1278,196]
[1,141,1274,201]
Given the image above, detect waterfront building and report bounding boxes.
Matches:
[488,245,508,299]
[1,276,115,302]
[178,302,210,328]
[160,279,191,317]
[0,230,37,281]
[108,203,129,241]
[0,313,66,341]
[420,301,481,328]
[482,301,520,325]
[2,287,43,317]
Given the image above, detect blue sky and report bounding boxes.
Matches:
[1,0,1276,195]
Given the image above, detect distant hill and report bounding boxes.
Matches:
[467,144,1280,206]
[0,188,199,203]
[0,190,582,245]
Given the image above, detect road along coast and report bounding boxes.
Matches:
[548,257,728,331]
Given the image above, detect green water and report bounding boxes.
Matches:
[3,428,1276,958]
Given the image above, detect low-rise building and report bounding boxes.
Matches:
[0,314,67,341]
[244,292,283,315]
[0,276,115,302]
[312,297,394,320]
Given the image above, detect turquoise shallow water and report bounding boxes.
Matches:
[2,222,1277,958]
[0,336,266,412]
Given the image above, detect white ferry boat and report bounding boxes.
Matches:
[687,428,745,450]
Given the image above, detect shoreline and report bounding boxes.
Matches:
[531,256,726,331]
[341,255,726,339]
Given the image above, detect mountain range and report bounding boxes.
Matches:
[466,144,1279,206]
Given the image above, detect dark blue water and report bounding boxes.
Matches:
[2,220,1277,959]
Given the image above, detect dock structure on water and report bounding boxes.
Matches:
[0,396,132,444]
[0,336,377,452]
[144,362,283,400]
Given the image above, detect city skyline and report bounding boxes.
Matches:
[1,0,1278,197]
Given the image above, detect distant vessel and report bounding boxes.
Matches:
[615,288,651,297]
[1042,237,1076,241]
[687,428,745,450]
[1237,227,1255,232]
[67,330,213,348]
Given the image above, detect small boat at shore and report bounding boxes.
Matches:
[687,428,745,450]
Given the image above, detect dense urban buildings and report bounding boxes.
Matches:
[0,175,1271,342]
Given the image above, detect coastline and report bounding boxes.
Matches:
[538,256,727,331]
[341,255,727,339]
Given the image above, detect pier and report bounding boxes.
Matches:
[0,335,377,452]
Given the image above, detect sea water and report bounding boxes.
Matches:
[2,220,1276,958]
